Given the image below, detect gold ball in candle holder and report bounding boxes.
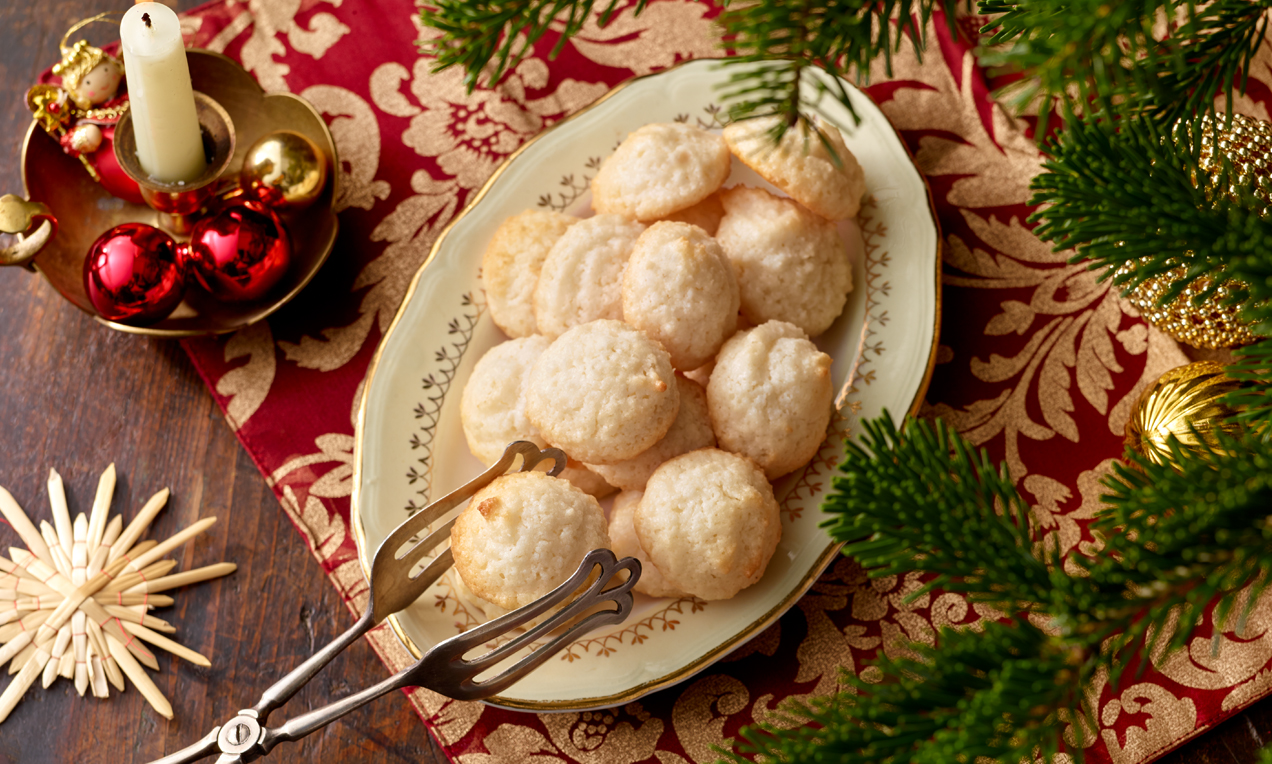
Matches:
[239,130,328,212]
[1124,360,1247,468]
[1118,114,1272,350]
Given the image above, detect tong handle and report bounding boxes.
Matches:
[145,610,375,764]
[423,548,639,700]
[255,550,639,758]
[147,727,223,764]
[250,608,375,721]
[257,660,415,756]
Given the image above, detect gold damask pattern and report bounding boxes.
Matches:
[175,2,1272,763]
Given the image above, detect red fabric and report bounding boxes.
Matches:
[169,1,1272,762]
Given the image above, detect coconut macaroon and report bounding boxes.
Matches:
[533,214,645,339]
[707,321,833,480]
[585,376,715,491]
[482,210,577,337]
[459,337,617,499]
[591,122,731,221]
[657,191,726,235]
[451,471,610,610]
[460,336,552,465]
[635,449,781,600]
[608,490,688,599]
[556,456,618,501]
[525,320,680,464]
[723,114,866,221]
[716,186,852,338]
[621,222,740,371]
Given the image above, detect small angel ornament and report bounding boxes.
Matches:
[26,15,142,203]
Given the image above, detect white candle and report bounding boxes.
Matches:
[119,3,207,183]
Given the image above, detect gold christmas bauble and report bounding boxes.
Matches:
[239,130,328,212]
[1118,114,1271,350]
[1124,361,1246,468]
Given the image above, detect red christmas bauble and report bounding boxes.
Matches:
[182,200,291,302]
[83,223,186,325]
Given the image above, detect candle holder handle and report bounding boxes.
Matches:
[0,194,57,270]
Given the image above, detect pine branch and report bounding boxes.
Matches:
[723,619,1078,764]
[723,411,1272,763]
[980,0,1272,120]
[979,0,1162,116]
[1154,0,1272,122]
[717,0,960,130]
[419,0,960,139]
[1058,429,1272,679]
[1225,338,1272,430]
[823,414,1055,611]
[1029,112,1272,333]
[419,1,642,91]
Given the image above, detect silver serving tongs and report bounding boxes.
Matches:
[150,442,640,764]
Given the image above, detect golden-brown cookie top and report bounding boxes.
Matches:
[716,186,852,338]
[655,191,726,236]
[607,489,688,599]
[621,221,739,371]
[533,214,645,339]
[585,375,716,491]
[591,123,731,221]
[460,336,552,465]
[723,115,865,221]
[482,210,577,338]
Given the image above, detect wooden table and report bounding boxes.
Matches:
[2,3,1272,763]
[0,2,445,762]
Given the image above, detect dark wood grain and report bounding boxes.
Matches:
[0,3,445,763]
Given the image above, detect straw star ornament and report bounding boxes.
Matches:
[0,465,235,722]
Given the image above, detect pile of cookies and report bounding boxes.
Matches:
[452,115,863,612]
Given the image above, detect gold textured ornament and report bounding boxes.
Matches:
[1124,361,1247,467]
[0,465,235,723]
[1118,114,1271,349]
[239,130,329,211]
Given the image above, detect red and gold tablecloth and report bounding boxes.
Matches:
[168,1,1272,761]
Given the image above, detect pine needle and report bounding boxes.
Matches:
[824,413,1054,610]
[722,619,1079,764]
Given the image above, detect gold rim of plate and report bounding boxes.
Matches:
[350,57,943,711]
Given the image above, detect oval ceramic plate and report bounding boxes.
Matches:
[352,59,940,711]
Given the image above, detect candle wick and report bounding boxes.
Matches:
[142,12,152,28]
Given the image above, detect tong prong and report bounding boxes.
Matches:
[371,441,564,623]
[408,547,454,590]
[250,443,561,722]
[417,549,640,700]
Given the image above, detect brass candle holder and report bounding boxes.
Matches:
[113,91,236,235]
[0,50,339,337]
